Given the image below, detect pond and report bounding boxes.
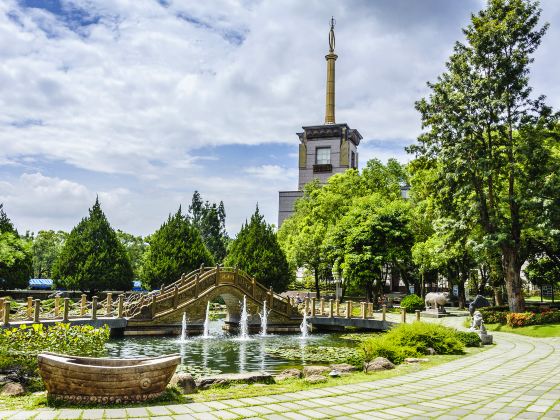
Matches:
[106,319,358,376]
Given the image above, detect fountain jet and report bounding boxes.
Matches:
[203,301,211,338]
[180,312,188,341]
[300,310,309,339]
[239,295,249,340]
[259,300,269,336]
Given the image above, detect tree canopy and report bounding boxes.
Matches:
[225,206,291,292]
[52,198,133,294]
[0,204,32,290]
[32,230,68,279]
[142,207,214,290]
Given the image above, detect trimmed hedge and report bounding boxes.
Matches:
[400,294,424,313]
[480,305,560,327]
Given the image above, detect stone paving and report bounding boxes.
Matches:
[1,324,559,418]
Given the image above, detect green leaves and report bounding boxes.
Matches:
[52,199,133,294]
[142,207,214,290]
[224,206,290,292]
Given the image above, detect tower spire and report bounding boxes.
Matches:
[324,17,337,125]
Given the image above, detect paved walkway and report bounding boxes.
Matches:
[1,330,560,419]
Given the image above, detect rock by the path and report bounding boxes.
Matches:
[1,382,25,396]
[275,368,302,381]
[305,374,328,384]
[426,347,437,355]
[303,366,330,378]
[330,363,357,373]
[170,373,197,394]
[196,372,274,389]
[364,357,395,373]
[404,358,430,363]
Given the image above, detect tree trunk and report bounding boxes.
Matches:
[540,286,543,303]
[458,277,466,310]
[502,247,525,312]
[493,287,503,306]
[314,268,320,300]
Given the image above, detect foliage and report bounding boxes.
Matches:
[0,203,16,235]
[265,345,362,366]
[52,199,133,294]
[225,206,290,292]
[400,294,424,313]
[455,331,482,347]
[409,0,559,312]
[360,322,465,364]
[0,232,33,290]
[142,207,214,290]
[506,310,560,328]
[116,230,146,280]
[32,230,68,279]
[188,191,229,263]
[0,323,109,374]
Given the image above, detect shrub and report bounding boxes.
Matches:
[479,306,509,324]
[456,331,481,347]
[0,323,110,374]
[400,294,424,313]
[360,322,466,365]
[506,310,560,327]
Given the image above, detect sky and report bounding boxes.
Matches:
[1,0,560,237]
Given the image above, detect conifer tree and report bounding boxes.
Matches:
[52,198,133,295]
[142,207,214,289]
[188,191,228,263]
[225,206,291,292]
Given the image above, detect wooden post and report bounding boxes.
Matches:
[173,285,179,308]
[81,294,87,317]
[361,302,366,319]
[252,278,256,297]
[27,296,33,320]
[304,298,309,315]
[367,302,373,319]
[346,301,352,319]
[33,299,40,323]
[2,301,9,326]
[269,286,273,307]
[382,304,387,321]
[335,299,340,317]
[401,308,406,324]
[63,298,70,322]
[310,298,316,317]
[150,295,157,318]
[0,298,4,320]
[91,296,98,320]
[118,294,124,318]
[329,299,334,318]
[194,274,199,298]
[415,310,421,322]
[319,298,325,316]
[54,296,60,318]
[106,292,113,317]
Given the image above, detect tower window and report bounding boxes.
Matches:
[316,147,331,165]
[351,151,356,168]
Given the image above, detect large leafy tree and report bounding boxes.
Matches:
[32,230,68,278]
[327,195,413,304]
[188,191,229,263]
[225,206,291,292]
[52,199,133,295]
[142,207,214,290]
[410,0,559,312]
[0,204,32,290]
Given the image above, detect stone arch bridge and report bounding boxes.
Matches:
[123,266,302,335]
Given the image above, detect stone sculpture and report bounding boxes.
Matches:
[469,294,491,316]
[424,292,449,313]
[470,310,493,345]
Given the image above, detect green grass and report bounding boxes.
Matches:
[525,295,559,302]
[485,323,560,337]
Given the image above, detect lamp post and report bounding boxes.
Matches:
[331,265,343,300]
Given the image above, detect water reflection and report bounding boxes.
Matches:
[106,319,353,374]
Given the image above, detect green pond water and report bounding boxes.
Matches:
[106,319,356,375]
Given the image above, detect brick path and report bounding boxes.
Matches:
[1,330,559,418]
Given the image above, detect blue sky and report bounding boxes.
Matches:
[1,0,560,236]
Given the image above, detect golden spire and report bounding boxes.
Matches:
[324,17,337,125]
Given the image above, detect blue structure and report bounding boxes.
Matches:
[29,278,53,290]
[132,280,146,292]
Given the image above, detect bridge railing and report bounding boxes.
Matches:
[0,293,127,327]
[294,297,392,321]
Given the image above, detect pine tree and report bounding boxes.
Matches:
[142,207,214,289]
[52,198,133,295]
[0,204,16,234]
[225,206,291,292]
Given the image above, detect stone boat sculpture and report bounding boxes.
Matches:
[37,352,180,404]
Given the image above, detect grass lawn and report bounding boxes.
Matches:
[525,295,558,302]
[485,323,560,337]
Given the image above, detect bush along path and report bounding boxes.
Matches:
[0,331,559,418]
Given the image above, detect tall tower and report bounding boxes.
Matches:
[278,18,362,226]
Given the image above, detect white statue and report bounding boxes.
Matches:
[470,310,487,334]
[424,292,449,312]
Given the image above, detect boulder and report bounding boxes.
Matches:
[363,357,395,373]
[196,372,274,389]
[303,365,330,378]
[1,382,25,396]
[170,373,197,394]
[305,374,328,384]
[426,347,437,355]
[404,358,429,363]
[329,363,357,373]
[275,369,302,381]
